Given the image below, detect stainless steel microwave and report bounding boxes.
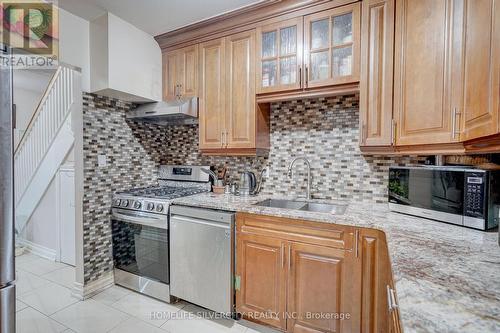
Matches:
[388,166,500,230]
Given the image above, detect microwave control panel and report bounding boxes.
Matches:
[464,172,486,217]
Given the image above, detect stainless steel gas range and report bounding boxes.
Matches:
[111,165,210,302]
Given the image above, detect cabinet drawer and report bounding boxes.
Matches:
[236,213,354,250]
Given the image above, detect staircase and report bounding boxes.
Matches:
[14,65,81,234]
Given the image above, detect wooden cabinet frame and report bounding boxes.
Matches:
[461,0,500,141]
[256,17,304,94]
[163,45,198,101]
[226,30,257,149]
[198,38,226,150]
[361,0,500,154]
[304,2,361,88]
[199,32,270,156]
[236,232,288,330]
[235,213,401,333]
[393,0,461,146]
[359,0,395,147]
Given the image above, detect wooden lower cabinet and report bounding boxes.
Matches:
[287,242,358,333]
[236,233,287,330]
[235,213,401,333]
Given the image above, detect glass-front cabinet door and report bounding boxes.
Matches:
[304,3,360,87]
[256,17,303,93]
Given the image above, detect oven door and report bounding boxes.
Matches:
[111,208,169,284]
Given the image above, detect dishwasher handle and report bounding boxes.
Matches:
[171,215,230,229]
[170,205,234,224]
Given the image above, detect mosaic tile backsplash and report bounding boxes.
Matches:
[82,92,426,284]
[162,94,425,202]
[82,93,168,284]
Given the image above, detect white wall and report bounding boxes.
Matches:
[22,176,58,251]
[59,8,90,92]
[20,149,74,255]
[13,69,53,146]
[13,88,42,146]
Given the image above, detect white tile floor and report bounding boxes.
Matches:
[15,253,274,333]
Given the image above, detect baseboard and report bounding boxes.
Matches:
[17,238,57,261]
[72,270,114,300]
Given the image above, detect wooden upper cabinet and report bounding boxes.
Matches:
[304,3,361,88]
[199,30,270,155]
[236,233,287,331]
[359,0,395,147]
[287,242,358,333]
[462,0,500,141]
[163,45,198,101]
[163,51,178,101]
[177,45,198,99]
[226,30,256,149]
[393,0,463,146]
[199,38,226,150]
[256,17,304,94]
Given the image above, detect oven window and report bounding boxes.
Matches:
[112,220,169,284]
[389,169,464,215]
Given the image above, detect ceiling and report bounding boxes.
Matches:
[59,0,264,36]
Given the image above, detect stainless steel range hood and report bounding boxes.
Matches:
[127,97,198,125]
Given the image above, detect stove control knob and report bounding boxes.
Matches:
[121,200,129,207]
[156,204,164,212]
[114,199,121,206]
[134,201,142,209]
[147,203,155,211]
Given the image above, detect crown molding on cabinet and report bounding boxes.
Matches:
[155,0,358,51]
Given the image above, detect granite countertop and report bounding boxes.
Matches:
[172,193,500,333]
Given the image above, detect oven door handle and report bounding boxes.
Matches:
[112,209,168,230]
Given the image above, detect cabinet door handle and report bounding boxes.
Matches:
[361,123,366,144]
[299,66,302,87]
[355,230,359,258]
[288,245,291,270]
[387,285,393,312]
[452,108,456,139]
[452,107,461,140]
[387,285,398,312]
[390,288,398,309]
[281,243,285,268]
[221,131,224,148]
[305,65,309,88]
[391,119,396,145]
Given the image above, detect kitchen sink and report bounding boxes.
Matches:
[255,199,307,210]
[255,199,347,215]
[300,202,347,215]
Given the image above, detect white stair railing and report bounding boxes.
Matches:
[14,66,76,206]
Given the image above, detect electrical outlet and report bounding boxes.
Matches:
[97,154,107,167]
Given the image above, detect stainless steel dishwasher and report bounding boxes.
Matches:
[170,205,234,315]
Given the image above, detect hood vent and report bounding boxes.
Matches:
[127,97,198,125]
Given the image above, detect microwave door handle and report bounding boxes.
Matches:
[112,210,167,229]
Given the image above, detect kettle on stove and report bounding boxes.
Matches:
[239,171,257,196]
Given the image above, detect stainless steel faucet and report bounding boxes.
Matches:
[287,157,312,200]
